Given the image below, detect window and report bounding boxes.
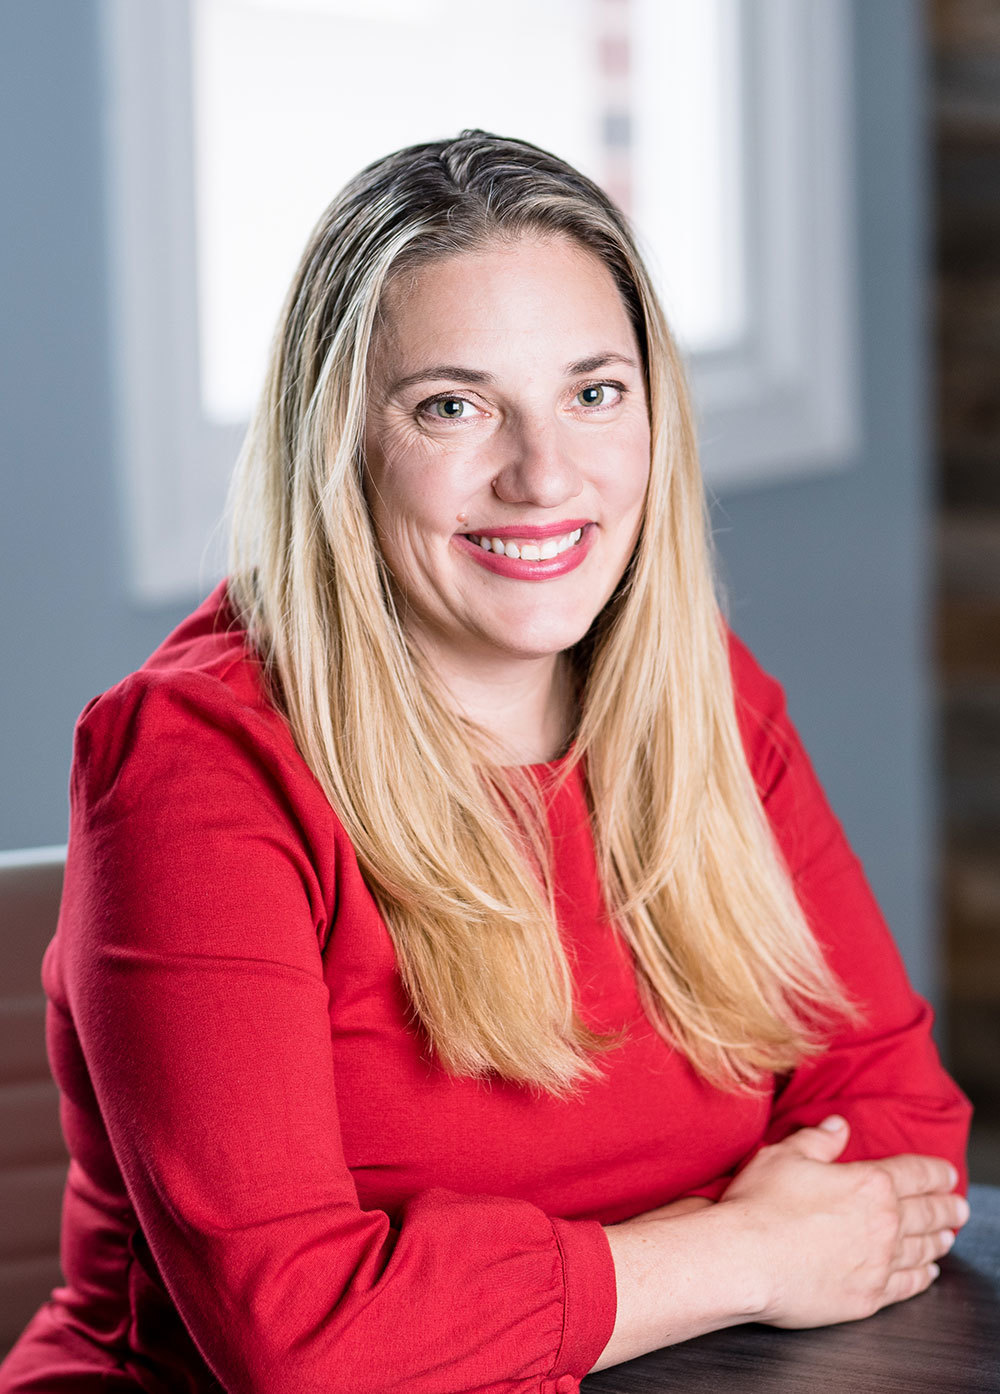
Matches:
[102,0,858,602]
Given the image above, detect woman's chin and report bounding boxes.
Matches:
[468,616,596,663]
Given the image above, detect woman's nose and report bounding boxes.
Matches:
[489,420,583,508]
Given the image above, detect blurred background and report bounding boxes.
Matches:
[0,0,997,1336]
[934,0,1000,1180]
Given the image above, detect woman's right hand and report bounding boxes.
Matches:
[719,1116,970,1329]
[594,1116,970,1374]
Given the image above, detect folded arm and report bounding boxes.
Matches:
[60,673,616,1394]
[731,633,971,1184]
[648,639,971,1202]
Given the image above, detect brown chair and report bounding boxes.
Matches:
[0,847,68,1358]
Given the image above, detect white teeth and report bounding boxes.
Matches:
[469,527,587,560]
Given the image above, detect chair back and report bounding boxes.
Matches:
[0,846,68,1356]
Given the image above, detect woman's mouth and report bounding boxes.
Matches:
[452,523,595,580]
[465,527,583,562]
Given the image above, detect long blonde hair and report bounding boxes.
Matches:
[228,130,859,1098]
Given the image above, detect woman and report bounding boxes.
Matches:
[1,130,971,1393]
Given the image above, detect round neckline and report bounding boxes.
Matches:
[520,741,578,775]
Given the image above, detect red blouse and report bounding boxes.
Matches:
[0,582,971,1394]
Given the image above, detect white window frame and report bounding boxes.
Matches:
[101,0,859,605]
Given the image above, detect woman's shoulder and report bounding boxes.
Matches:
[110,577,268,708]
[59,584,344,983]
[726,627,788,722]
[71,581,314,810]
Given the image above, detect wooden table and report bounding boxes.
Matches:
[582,1183,1000,1393]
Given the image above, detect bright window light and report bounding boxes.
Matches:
[632,0,746,354]
[191,0,745,424]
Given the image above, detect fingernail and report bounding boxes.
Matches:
[956,1196,970,1224]
[819,1115,846,1132]
[929,1263,940,1280]
[948,1165,960,1189]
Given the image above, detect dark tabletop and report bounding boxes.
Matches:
[582,1183,1000,1393]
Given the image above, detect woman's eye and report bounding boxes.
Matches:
[576,383,621,408]
[428,397,474,420]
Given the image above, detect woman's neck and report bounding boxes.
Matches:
[423,648,578,766]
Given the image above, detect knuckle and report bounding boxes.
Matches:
[901,1236,924,1267]
[903,1157,935,1195]
[936,1197,958,1230]
[862,1265,889,1310]
[926,1159,951,1195]
[923,1159,944,1193]
[889,1270,918,1305]
[860,1283,884,1319]
[934,1159,955,1191]
[859,1166,896,1205]
[869,1203,901,1248]
[914,1195,935,1230]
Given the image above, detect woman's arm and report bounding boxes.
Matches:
[587,642,974,1376]
[57,672,616,1394]
[593,1115,967,1373]
[729,633,973,1183]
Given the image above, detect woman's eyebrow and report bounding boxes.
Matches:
[386,365,495,395]
[565,352,638,375]
[385,351,638,397]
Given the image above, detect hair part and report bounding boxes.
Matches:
[228,129,861,1098]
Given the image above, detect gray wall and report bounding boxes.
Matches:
[715,1,936,999]
[0,0,191,848]
[0,1,939,997]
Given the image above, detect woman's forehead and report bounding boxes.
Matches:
[371,234,638,383]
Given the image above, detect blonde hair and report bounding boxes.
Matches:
[228,130,860,1098]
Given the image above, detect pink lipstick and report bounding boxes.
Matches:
[452,522,595,581]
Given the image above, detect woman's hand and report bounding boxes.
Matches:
[719,1116,970,1329]
[595,1117,969,1373]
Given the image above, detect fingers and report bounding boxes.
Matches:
[898,1191,970,1237]
[874,1186,965,1317]
[895,1228,956,1270]
[774,1115,851,1163]
[881,1262,940,1309]
[872,1153,959,1198]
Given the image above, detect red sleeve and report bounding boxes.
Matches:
[726,633,973,1194]
[59,671,616,1394]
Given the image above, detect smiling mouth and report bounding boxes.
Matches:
[464,527,584,561]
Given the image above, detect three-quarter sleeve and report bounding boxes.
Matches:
[728,634,973,1191]
[58,671,616,1394]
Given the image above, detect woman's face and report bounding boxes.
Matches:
[363,233,651,677]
